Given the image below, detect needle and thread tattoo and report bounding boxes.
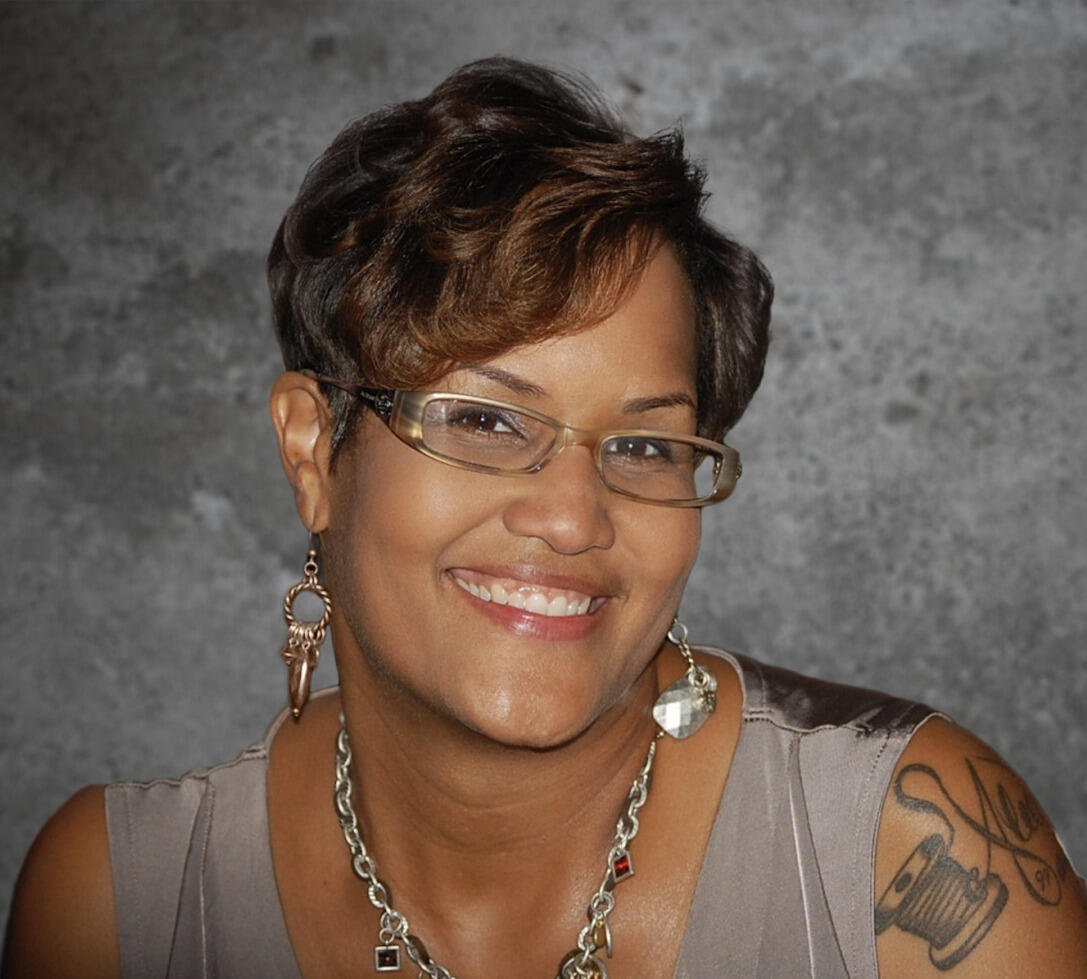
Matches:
[875,755,1072,970]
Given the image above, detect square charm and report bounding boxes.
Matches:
[374,944,401,971]
[611,850,635,883]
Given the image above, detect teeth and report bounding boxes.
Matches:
[452,573,594,617]
[547,595,568,617]
[525,592,549,615]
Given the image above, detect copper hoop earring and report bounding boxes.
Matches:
[280,542,332,719]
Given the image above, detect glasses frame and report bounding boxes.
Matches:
[303,371,741,507]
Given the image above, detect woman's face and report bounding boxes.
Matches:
[323,246,703,747]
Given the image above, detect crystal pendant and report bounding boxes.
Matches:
[652,668,717,739]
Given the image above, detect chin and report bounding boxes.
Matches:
[469,722,592,752]
[454,684,611,751]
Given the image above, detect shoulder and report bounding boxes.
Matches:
[3,784,120,978]
[875,717,1087,977]
[3,732,281,979]
[711,648,935,735]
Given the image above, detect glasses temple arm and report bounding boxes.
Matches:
[298,370,395,420]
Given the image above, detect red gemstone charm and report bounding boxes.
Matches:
[612,851,634,882]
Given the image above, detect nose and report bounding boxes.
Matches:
[501,444,616,554]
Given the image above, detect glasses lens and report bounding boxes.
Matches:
[599,436,724,502]
[420,398,555,471]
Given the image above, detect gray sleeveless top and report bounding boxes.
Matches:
[106,650,937,977]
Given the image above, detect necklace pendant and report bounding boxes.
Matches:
[652,667,717,739]
[585,955,609,979]
[592,918,615,958]
[610,850,635,885]
[374,944,401,971]
[559,950,609,979]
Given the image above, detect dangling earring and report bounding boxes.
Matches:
[280,539,332,719]
[652,620,718,739]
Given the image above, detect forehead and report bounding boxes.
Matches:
[453,246,697,408]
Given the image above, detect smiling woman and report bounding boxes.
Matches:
[5,57,1086,979]
[302,248,706,752]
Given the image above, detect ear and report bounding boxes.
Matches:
[269,371,335,533]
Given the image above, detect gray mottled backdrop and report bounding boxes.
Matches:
[2,0,1084,931]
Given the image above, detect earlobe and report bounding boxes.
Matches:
[269,372,334,533]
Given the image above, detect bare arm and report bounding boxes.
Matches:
[875,718,1087,977]
[3,785,121,978]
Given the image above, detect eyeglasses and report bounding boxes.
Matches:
[305,372,741,507]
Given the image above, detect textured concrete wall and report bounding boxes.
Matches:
[2,0,1085,930]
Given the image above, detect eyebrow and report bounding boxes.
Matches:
[467,366,547,398]
[465,366,696,415]
[621,392,697,414]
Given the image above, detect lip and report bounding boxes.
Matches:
[446,565,613,640]
[450,564,616,597]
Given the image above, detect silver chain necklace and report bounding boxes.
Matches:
[334,720,664,979]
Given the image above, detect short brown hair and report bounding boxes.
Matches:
[268,57,772,450]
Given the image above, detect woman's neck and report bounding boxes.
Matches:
[335,640,663,881]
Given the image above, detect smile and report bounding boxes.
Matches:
[450,571,594,617]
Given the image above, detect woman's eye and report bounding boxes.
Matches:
[608,437,673,462]
[447,406,522,436]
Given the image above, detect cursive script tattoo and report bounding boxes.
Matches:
[875,756,1062,970]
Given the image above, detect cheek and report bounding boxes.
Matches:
[326,469,426,594]
[605,507,700,679]
[635,508,701,598]
[320,442,494,655]
[321,442,421,627]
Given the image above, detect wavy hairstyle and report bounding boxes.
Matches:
[269,57,773,452]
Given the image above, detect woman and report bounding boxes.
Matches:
[5,57,1086,978]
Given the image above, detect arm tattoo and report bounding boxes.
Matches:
[875,756,1067,970]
